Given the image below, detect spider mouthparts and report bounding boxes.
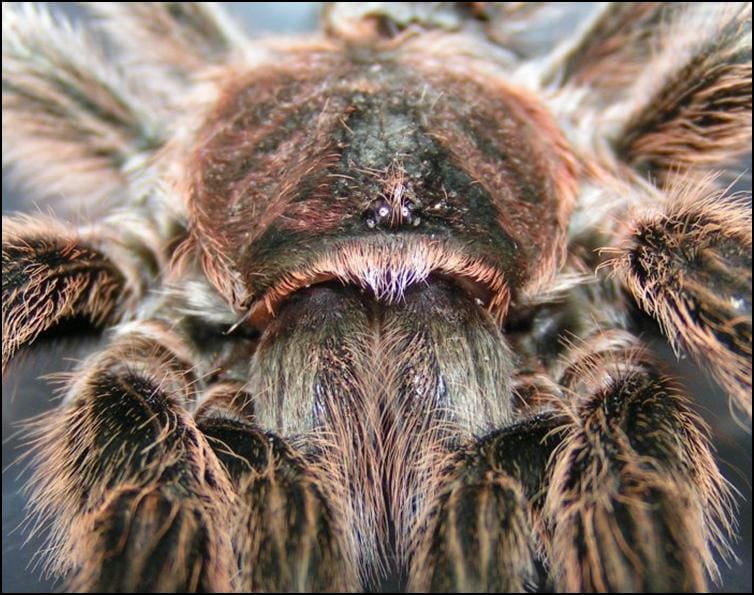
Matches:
[243,239,509,331]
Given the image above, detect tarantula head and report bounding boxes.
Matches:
[188,38,578,328]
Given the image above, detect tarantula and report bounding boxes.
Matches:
[2,2,752,592]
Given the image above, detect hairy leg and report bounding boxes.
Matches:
[408,414,564,592]
[546,330,733,592]
[541,3,751,182]
[2,3,165,205]
[86,2,245,84]
[612,3,751,180]
[27,320,235,592]
[1,215,158,372]
[541,3,682,94]
[197,385,357,593]
[607,181,752,417]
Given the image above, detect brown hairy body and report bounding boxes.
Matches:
[2,2,751,592]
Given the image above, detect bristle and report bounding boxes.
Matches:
[246,237,512,326]
[86,2,247,80]
[541,3,683,94]
[24,321,236,591]
[605,175,752,417]
[614,3,752,178]
[2,216,125,372]
[2,3,164,206]
[197,407,360,592]
[547,333,735,591]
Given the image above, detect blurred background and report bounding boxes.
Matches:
[2,3,751,592]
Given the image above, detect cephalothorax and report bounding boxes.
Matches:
[2,2,751,592]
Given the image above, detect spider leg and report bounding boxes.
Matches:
[86,2,246,82]
[540,3,685,94]
[27,320,235,592]
[2,214,158,373]
[196,383,358,592]
[611,3,751,181]
[606,180,752,418]
[408,324,734,592]
[539,4,751,169]
[407,413,564,592]
[2,3,165,205]
[546,330,733,592]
